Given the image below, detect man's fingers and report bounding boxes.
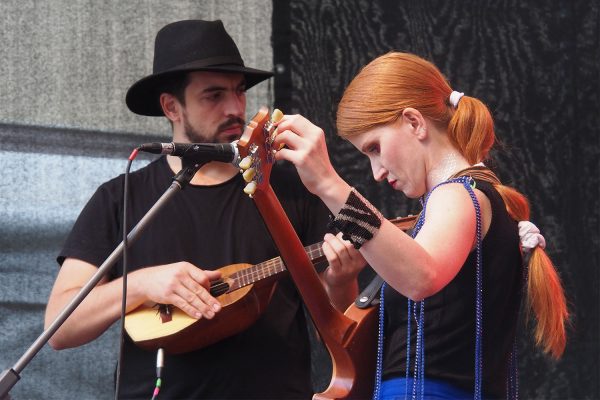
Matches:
[173,285,220,320]
[179,267,222,318]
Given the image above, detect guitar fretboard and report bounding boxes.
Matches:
[228,242,326,291]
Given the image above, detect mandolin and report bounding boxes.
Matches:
[124,217,414,355]
[125,240,328,354]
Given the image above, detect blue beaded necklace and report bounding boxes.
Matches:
[372,176,483,400]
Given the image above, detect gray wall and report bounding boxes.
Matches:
[0,1,273,399]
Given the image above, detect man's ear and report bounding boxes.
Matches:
[160,93,181,123]
[401,108,427,139]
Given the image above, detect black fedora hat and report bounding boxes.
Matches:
[126,19,273,116]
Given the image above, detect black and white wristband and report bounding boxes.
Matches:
[328,187,384,249]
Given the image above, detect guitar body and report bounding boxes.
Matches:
[340,303,379,399]
[313,302,379,400]
[125,263,278,354]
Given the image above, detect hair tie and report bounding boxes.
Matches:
[518,221,546,252]
[449,91,465,108]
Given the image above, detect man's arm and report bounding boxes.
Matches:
[45,258,222,350]
[45,258,136,349]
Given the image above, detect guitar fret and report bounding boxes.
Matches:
[259,261,265,281]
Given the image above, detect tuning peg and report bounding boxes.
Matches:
[269,109,285,148]
[242,168,256,182]
[239,156,252,170]
[244,181,257,196]
[271,109,284,123]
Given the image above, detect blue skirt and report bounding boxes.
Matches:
[381,377,473,400]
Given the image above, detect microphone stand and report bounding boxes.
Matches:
[0,160,206,399]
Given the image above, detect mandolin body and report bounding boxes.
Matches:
[125,263,278,354]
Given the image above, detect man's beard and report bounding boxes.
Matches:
[182,113,245,144]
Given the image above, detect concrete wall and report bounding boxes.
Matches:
[0,1,273,399]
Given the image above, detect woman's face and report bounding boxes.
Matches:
[348,120,427,198]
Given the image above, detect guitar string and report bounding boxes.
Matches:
[229,243,325,288]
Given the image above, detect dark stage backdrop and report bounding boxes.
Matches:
[273,1,599,399]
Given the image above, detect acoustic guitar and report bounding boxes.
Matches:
[125,108,415,399]
[235,108,414,400]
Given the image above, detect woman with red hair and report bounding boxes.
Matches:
[274,52,568,399]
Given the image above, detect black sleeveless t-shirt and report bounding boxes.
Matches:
[381,180,523,398]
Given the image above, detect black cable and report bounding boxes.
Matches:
[150,348,164,400]
[113,153,200,400]
[115,147,140,400]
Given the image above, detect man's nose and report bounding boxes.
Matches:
[224,91,245,117]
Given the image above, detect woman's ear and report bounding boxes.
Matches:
[401,108,427,139]
[160,93,181,123]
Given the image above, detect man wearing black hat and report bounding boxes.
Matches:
[44,19,365,399]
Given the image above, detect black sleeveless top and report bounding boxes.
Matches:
[381,180,523,398]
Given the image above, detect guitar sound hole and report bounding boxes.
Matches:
[157,304,172,323]
[210,279,230,297]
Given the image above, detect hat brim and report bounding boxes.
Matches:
[126,64,273,116]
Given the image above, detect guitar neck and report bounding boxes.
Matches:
[222,242,325,292]
[252,187,353,334]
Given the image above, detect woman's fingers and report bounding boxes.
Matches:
[322,232,367,286]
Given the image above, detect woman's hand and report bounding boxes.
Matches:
[322,232,368,287]
[274,114,348,204]
[319,232,367,310]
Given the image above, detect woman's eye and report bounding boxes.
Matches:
[366,145,379,154]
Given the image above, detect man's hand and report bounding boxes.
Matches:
[137,262,222,319]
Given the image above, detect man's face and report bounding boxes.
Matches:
[179,71,247,143]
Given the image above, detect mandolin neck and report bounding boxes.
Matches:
[212,214,415,295]
[223,242,325,292]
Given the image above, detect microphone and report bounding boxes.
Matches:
[139,142,239,164]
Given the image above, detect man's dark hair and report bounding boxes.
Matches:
[158,72,190,127]
[159,72,191,106]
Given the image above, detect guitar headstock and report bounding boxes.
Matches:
[236,107,284,197]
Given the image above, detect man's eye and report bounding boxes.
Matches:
[209,92,222,100]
